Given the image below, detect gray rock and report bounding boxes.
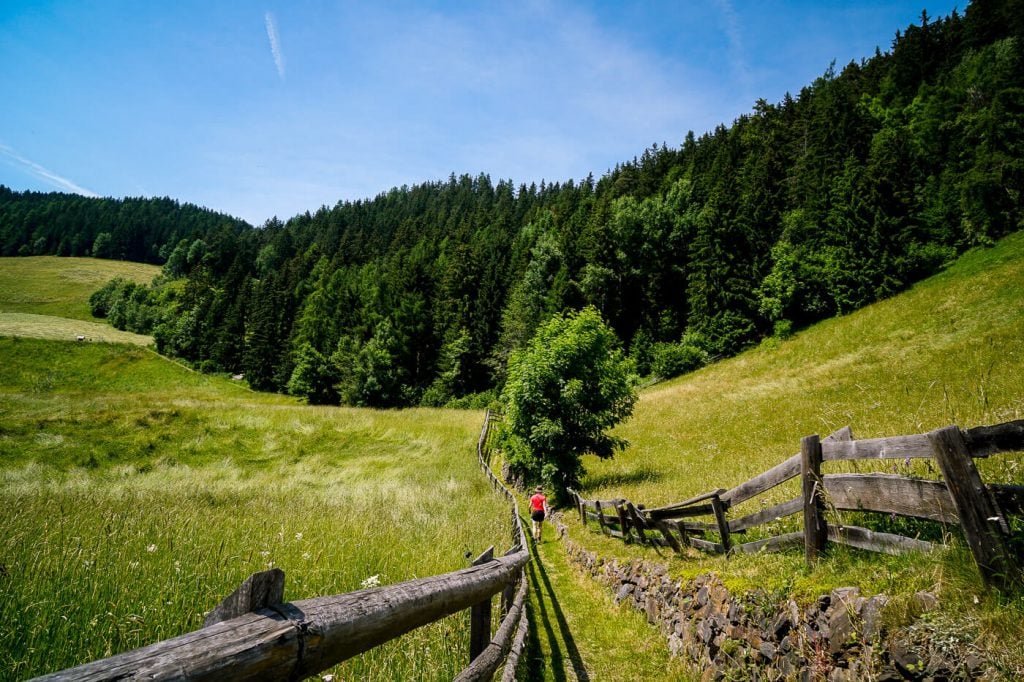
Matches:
[645,594,660,623]
[615,583,634,603]
[698,618,716,644]
[891,640,924,679]
[668,633,685,656]
[828,606,856,655]
[913,591,938,614]
[772,611,792,639]
[862,595,890,641]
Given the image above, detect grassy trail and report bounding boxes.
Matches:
[519,516,693,682]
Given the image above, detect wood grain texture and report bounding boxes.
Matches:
[821,434,933,461]
[203,569,285,628]
[823,474,958,523]
[928,425,1019,589]
[802,434,827,565]
[827,525,932,555]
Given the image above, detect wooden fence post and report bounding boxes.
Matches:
[801,434,827,566]
[655,520,682,554]
[469,546,496,663]
[928,425,1020,590]
[627,502,650,545]
[502,545,519,617]
[203,568,285,627]
[615,502,630,541]
[595,500,608,535]
[577,493,586,525]
[711,494,731,554]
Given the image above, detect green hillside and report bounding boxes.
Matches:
[0,256,159,321]
[562,230,1024,674]
[592,230,1024,505]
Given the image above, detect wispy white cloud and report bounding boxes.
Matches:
[713,0,751,89]
[265,11,285,80]
[0,144,99,197]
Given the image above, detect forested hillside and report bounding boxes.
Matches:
[6,1,1023,408]
[0,188,251,264]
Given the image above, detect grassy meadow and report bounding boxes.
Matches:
[568,231,1024,673]
[0,257,157,346]
[0,256,159,321]
[0,259,510,680]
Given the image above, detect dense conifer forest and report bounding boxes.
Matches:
[3,1,1022,407]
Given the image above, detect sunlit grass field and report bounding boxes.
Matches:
[0,256,159,321]
[568,231,1024,673]
[0,309,507,678]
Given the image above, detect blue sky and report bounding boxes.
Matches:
[1,1,961,226]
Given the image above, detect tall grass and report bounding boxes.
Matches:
[0,338,508,680]
[573,232,1024,672]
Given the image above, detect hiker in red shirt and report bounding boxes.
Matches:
[529,486,549,542]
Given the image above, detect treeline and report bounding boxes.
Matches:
[22,2,1024,407]
[0,188,251,264]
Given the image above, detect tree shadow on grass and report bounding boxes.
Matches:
[522,533,590,682]
[580,466,663,491]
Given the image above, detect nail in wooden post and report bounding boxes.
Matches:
[711,494,731,554]
[928,425,1020,590]
[801,434,827,566]
[469,546,495,662]
[203,568,285,627]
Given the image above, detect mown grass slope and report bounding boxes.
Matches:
[0,256,159,321]
[570,231,1024,674]
[0,259,509,680]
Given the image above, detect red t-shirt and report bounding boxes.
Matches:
[529,493,546,511]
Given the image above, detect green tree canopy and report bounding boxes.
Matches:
[500,307,638,502]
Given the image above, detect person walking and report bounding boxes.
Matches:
[529,486,549,542]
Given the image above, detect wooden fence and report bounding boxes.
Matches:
[572,420,1024,590]
[35,410,529,682]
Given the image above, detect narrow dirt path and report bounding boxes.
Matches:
[518,516,694,681]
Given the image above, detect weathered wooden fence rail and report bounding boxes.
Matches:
[572,420,1024,590]
[35,410,529,682]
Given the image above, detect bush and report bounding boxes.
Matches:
[650,338,708,379]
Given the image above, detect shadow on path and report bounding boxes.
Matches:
[523,532,590,682]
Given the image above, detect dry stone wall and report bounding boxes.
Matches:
[560,525,986,681]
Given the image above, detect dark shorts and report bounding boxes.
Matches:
[531,509,546,522]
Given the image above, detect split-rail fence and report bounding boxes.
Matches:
[572,420,1024,590]
[34,409,528,681]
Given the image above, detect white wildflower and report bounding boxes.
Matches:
[361,574,381,589]
[302,552,311,561]
[146,544,157,553]
[295,532,303,541]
